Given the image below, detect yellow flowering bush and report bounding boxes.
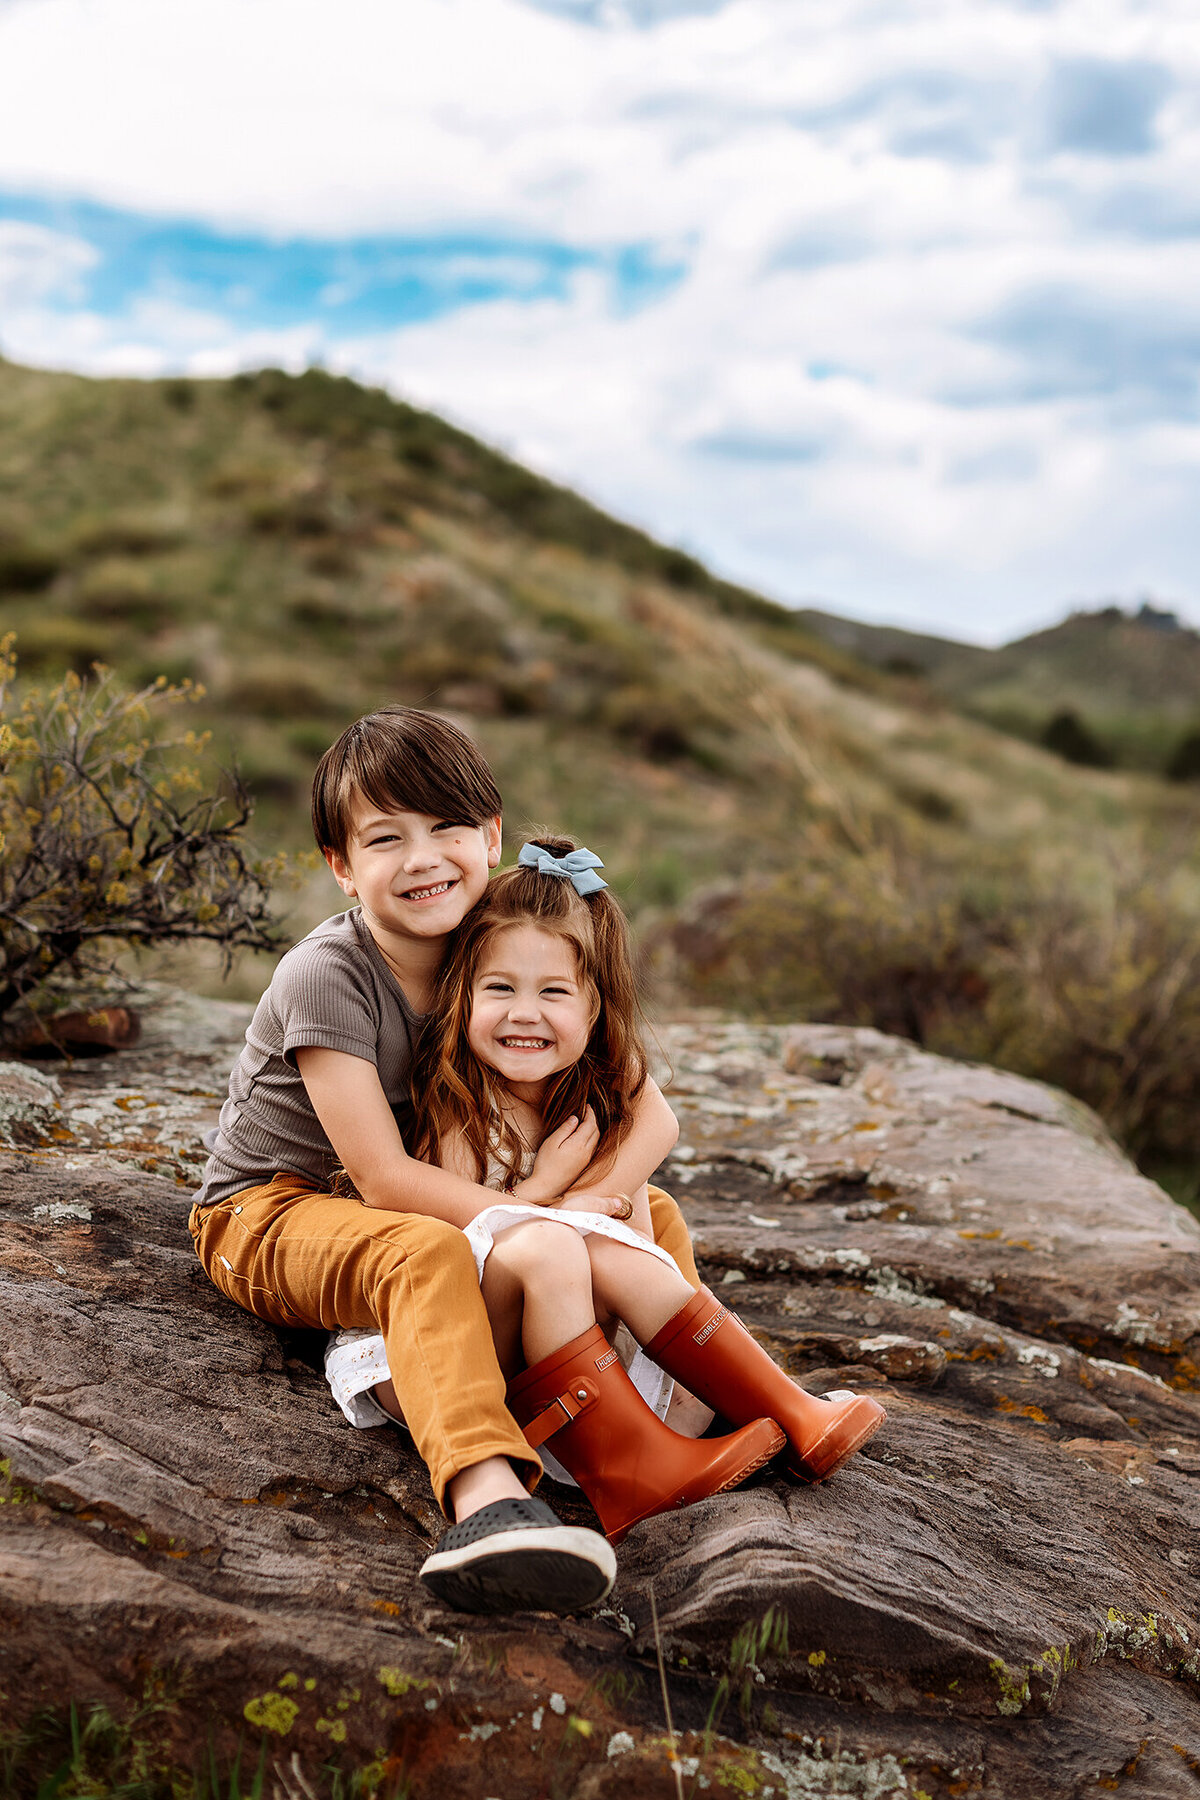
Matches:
[0,635,283,1022]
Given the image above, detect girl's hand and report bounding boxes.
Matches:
[513,1107,600,1205]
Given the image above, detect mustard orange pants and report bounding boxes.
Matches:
[189,1178,699,1511]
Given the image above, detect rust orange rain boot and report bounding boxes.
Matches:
[647,1288,886,1481]
[507,1324,784,1545]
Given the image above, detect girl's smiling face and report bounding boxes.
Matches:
[467,922,596,1096]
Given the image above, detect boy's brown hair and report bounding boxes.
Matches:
[311,707,502,857]
[411,834,649,1185]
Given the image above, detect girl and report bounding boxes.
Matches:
[328,838,885,1564]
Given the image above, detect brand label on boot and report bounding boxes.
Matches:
[693,1307,729,1346]
[594,1347,619,1371]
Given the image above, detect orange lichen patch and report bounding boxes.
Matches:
[372,1599,401,1617]
[958,1229,1001,1240]
[945,1344,1001,1363]
[1004,1239,1037,1250]
[995,1396,1049,1423]
[1168,1358,1200,1391]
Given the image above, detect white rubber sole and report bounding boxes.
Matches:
[420,1524,616,1615]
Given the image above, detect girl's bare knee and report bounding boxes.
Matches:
[490,1219,590,1283]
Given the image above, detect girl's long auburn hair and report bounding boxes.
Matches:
[410,835,648,1184]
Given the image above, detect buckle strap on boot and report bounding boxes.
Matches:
[521,1377,600,1449]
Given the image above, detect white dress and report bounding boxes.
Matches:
[323,1142,677,1487]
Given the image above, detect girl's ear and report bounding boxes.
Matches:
[485,815,502,868]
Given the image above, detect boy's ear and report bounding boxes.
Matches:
[323,845,357,897]
[485,815,502,868]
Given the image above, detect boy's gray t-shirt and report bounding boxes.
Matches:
[194,909,424,1207]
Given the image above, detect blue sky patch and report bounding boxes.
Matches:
[970,283,1200,414]
[693,429,829,463]
[0,191,687,332]
[1042,58,1171,158]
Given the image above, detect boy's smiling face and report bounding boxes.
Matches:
[326,801,501,953]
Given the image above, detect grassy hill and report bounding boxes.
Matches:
[799,602,1200,772]
[0,357,890,899]
[2,357,1184,879]
[5,356,1200,1205]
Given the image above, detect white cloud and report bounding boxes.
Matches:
[0,218,96,308]
[2,0,1200,640]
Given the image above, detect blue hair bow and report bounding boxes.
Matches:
[517,842,608,896]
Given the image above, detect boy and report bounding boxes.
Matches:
[189,707,688,1615]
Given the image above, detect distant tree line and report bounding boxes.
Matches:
[1039,707,1200,782]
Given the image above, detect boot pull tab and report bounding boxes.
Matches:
[522,1376,600,1449]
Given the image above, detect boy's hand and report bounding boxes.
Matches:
[557,1184,652,1234]
[553,1190,637,1221]
[513,1107,600,1205]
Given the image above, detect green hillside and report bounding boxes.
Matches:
[800,602,1200,771]
[949,606,1200,768]
[0,356,888,898]
[5,357,1200,1205]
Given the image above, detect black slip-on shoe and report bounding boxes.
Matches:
[419,1496,616,1616]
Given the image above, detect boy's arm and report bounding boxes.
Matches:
[296,1048,626,1224]
[565,1079,679,1218]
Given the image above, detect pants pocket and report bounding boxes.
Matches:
[194,1201,300,1327]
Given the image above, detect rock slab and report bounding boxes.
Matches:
[2,999,1199,1797]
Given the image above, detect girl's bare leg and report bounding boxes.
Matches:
[584,1233,696,1343]
[480,1221,597,1378]
[372,1376,406,1424]
[589,1238,715,1431]
[376,1228,716,1438]
[664,1386,716,1437]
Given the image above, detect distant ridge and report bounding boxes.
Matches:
[794,609,991,680]
[799,601,1200,769]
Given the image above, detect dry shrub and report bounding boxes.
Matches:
[0,637,284,1022]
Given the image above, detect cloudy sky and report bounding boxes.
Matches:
[1,0,1197,644]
